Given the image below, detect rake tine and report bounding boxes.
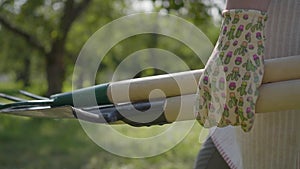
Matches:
[0,93,27,102]
[19,90,49,100]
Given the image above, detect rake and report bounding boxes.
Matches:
[0,55,300,126]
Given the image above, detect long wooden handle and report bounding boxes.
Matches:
[108,55,300,104]
[162,79,300,122]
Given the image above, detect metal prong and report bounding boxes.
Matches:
[0,93,27,102]
[19,90,48,100]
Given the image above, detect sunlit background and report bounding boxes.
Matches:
[0,0,224,168]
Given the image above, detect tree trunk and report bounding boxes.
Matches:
[0,0,92,96]
[46,43,66,96]
[16,57,31,87]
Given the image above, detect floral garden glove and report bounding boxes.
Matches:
[195,9,267,132]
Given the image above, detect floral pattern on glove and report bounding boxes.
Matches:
[195,9,267,132]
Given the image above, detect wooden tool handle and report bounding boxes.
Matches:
[108,55,300,104]
[162,79,300,122]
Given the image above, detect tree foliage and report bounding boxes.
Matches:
[0,0,221,95]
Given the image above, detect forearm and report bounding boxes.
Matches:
[226,0,271,11]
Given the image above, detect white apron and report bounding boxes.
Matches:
[211,0,300,168]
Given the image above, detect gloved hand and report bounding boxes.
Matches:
[195,9,268,132]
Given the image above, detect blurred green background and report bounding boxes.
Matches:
[0,0,223,168]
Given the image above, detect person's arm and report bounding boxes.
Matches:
[226,0,271,11]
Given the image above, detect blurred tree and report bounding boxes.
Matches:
[0,0,92,96]
[0,0,221,95]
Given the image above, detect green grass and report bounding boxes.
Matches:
[0,115,203,169]
[0,83,204,169]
